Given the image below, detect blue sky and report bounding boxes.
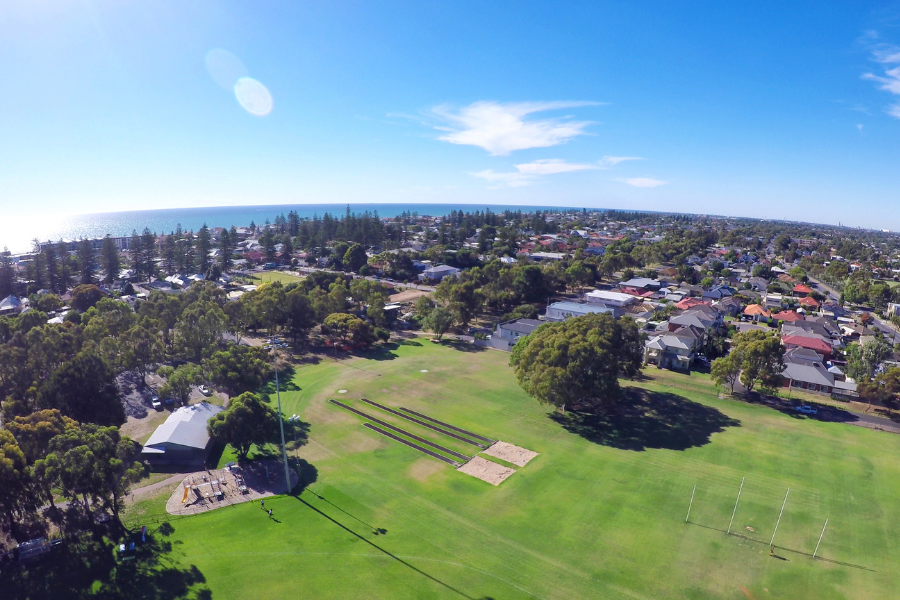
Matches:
[2,2,900,228]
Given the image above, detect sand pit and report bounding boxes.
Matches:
[482,441,538,467]
[457,456,515,486]
[165,460,298,516]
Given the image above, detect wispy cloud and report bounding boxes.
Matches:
[862,37,900,118]
[471,159,597,187]
[470,169,535,187]
[433,101,599,155]
[619,177,668,188]
[857,123,864,134]
[598,155,643,168]
[514,158,598,175]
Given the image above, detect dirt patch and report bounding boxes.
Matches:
[120,409,169,445]
[457,456,515,486]
[482,441,538,467]
[165,460,298,516]
[407,457,445,481]
[390,289,431,303]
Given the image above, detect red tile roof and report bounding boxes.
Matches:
[793,284,814,294]
[782,335,832,355]
[772,310,804,322]
[675,298,709,310]
[743,304,771,317]
[799,296,820,308]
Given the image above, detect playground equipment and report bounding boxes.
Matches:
[181,486,189,503]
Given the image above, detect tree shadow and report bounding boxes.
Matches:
[549,387,740,451]
[0,527,210,600]
[354,345,399,361]
[745,393,859,424]
[438,339,486,353]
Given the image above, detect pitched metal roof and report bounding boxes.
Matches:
[143,402,224,451]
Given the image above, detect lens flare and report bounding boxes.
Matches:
[205,48,248,90]
[234,77,273,116]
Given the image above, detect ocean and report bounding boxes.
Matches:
[1,203,590,254]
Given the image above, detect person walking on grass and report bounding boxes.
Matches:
[268,509,273,518]
[260,499,265,510]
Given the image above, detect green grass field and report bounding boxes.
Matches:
[251,271,304,285]
[132,340,900,600]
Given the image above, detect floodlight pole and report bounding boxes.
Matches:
[813,519,828,559]
[685,485,696,523]
[769,488,790,549]
[727,477,745,535]
[272,336,292,495]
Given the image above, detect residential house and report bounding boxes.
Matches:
[764,293,785,310]
[782,334,833,358]
[792,284,814,297]
[418,265,461,282]
[743,304,771,322]
[0,295,23,315]
[584,289,637,308]
[486,319,543,351]
[546,301,617,321]
[643,333,700,371]
[748,277,769,292]
[771,310,804,323]
[714,296,742,317]
[701,285,734,301]
[781,349,856,397]
[619,277,662,291]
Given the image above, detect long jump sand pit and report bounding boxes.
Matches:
[482,441,538,467]
[457,456,515,486]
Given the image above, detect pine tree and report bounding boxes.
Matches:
[101,235,120,284]
[197,224,211,275]
[77,239,95,284]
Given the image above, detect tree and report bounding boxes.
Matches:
[0,430,32,536]
[38,350,125,426]
[323,313,377,347]
[34,424,143,523]
[730,330,785,394]
[176,300,228,362]
[207,392,280,460]
[845,336,892,383]
[120,323,165,385]
[77,238,95,284]
[56,240,75,292]
[509,314,643,411]
[423,306,454,341]
[331,241,350,270]
[71,283,106,312]
[219,227,232,273]
[100,235,120,284]
[344,243,368,273]
[0,247,16,298]
[157,363,203,405]
[711,353,741,393]
[197,224,212,274]
[203,344,271,396]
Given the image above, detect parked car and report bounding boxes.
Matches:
[796,405,818,415]
[151,396,161,410]
[164,398,174,406]
[198,385,211,396]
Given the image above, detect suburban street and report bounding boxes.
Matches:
[807,274,900,344]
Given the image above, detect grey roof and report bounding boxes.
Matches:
[620,277,660,289]
[646,335,692,351]
[0,296,21,311]
[424,265,460,275]
[143,402,223,451]
[548,301,614,315]
[499,319,542,334]
[782,362,834,388]
[670,313,714,329]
